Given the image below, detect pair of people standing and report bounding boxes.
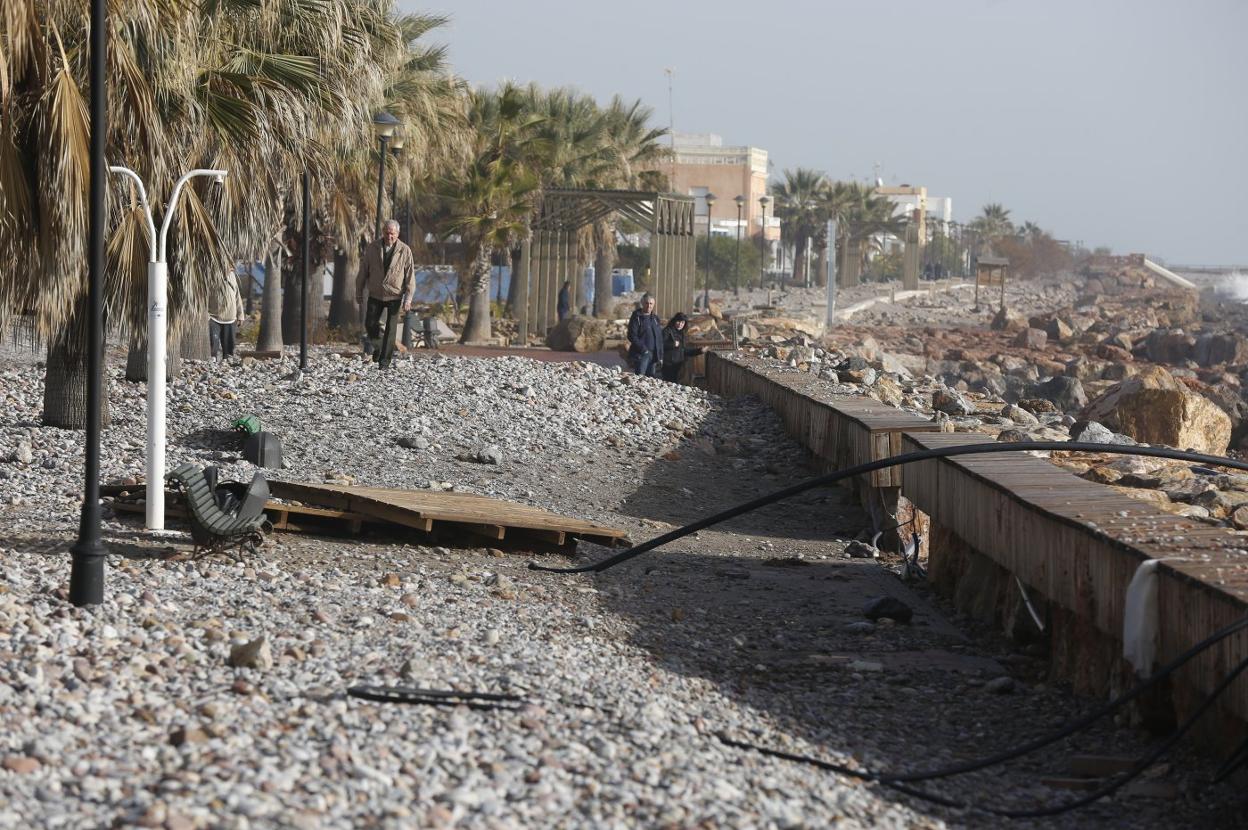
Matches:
[356,219,416,370]
[626,294,701,382]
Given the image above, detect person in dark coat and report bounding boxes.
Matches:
[660,312,703,383]
[557,281,572,321]
[626,293,663,377]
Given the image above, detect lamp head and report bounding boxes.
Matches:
[213,173,226,187]
[372,111,401,139]
[759,195,771,208]
[734,194,746,207]
[704,191,717,207]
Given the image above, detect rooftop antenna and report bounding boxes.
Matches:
[665,67,676,188]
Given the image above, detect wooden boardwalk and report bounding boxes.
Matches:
[267,480,627,548]
[104,480,627,549]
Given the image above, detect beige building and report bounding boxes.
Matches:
[663,133,779,241]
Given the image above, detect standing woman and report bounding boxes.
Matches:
[660,312,702,383]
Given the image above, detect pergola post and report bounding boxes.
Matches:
[516,235,531,344]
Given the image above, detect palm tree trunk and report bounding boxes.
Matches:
[793,233,808,286]
[505,245,522,317]
[257,249,283,352]
[594,247,614,318]
[42,309,111,429]
[125,335,146,382]
[281,250,301,345]
[329,247,358,331]
[460,245,493,344]
[179,307,211,362]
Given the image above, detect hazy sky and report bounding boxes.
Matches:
[407,0,1246,265]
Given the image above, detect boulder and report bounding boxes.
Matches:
[991,307,1027,332]
[1046,317,1075,343]
[545,315,607,353]
[932,388,975,416]
[1014,328,1048,350]
[1032,376,1087,412]
[1000,404,1040,428]
[1194,333,1248,367]
[1069,419,1135,445]
[871,375,905,408]
[1080,364,1232,454]
[1144,329,1196,364]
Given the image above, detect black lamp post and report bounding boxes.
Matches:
[702,192,717,311]
[758,195,770,291]
[299,171,310,371]
[733,195,745,297]
[372,111,400,236]
[72,0,108,606]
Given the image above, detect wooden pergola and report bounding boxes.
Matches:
[974,255,1009,311]
[515,189,697,340]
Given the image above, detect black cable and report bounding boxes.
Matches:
[347,685,525,711]
[720,649,1248,818]
[714,613,1248,788]
[531,441,1248,574]
[1212,732,1248,783]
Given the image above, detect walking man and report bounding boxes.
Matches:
[208,267,245,360]
[626,292,663,377]
[356,219,416,369]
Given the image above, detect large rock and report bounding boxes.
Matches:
[932,388,974,416]
[1194,333,1248,368]
[1045,317,1075,343]
[1014,328,1047,350]
[991,307,1027,332]
[1143,329,1196,364]
[1032,376,1087,412]
[545,315,607,353]
[1080,364,1232,454]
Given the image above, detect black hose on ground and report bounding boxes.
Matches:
[720,613,1248,786]
[529,441,1248,574]
[524,440,1248,815]
[720,646,1248,818]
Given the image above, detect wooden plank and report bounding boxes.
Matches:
[457,523,507,541]
[265,480,625,541]
[524,528,567,546]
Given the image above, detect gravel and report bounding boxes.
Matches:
[1,346,1244,828]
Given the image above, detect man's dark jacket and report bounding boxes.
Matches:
[627,309,664,362]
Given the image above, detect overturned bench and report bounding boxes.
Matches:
[166,463,269,558]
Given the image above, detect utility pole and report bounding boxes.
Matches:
[665,68,676,188]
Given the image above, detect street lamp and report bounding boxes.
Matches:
[733,195,745,297]
[372,111,400,237]
[73,0,108,606]
[702,192,717,311]
[108,165,229,531]
[758,195,771,290]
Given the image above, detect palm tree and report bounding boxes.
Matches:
[770,168,828,287]
[969,202,1014,250]
[324,12,468,334]
[438,85,543,343]
[590,96,667,316]
[0,0,402,426]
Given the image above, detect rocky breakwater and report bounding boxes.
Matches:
[738,327,1248,530]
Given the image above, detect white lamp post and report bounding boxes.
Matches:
[109,165,228,530]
